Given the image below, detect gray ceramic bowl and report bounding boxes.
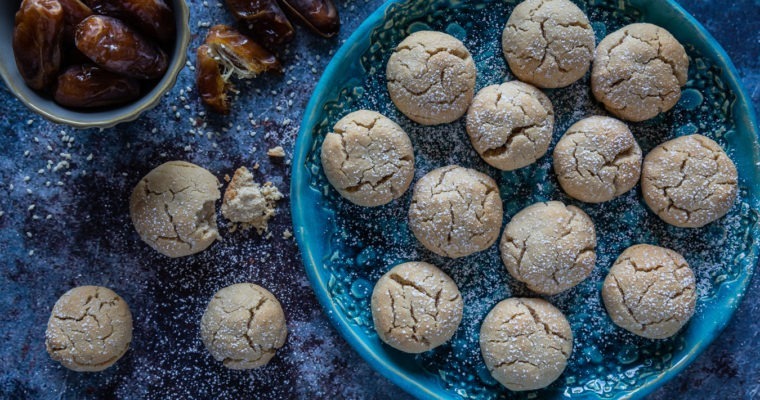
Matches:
[0,0,190,128]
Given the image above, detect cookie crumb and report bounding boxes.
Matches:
[222,167,283,234]
[282,229,292,239]
[267,146,286,158]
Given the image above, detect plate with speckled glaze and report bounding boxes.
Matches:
[291,0,760,398]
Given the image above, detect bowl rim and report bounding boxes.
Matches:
[0,0,191,129]
[291,0,760,399]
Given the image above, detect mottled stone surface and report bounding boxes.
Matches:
[0,0,756,399]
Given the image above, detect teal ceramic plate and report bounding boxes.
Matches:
[291,0,760,398]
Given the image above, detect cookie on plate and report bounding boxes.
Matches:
[591,23,689,122]
[502,0,595,88]
[321,110,414,207]
[641,134,738,228]
[602,244,696,339]
[466,81,554,171]
[500,201,596,295]
[386,31,477,125]
[553,116,642,203]
[480,297,573,391]
[371,261,463,353]
[409,165,503,258]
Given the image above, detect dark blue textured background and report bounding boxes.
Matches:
[0,0,757,399]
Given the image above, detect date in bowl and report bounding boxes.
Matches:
[0,0,190,129]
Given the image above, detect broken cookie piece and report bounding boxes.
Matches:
[371,261,463,353]
[129,161,221,258]
[222,166,283,234]
[267,146,286,158]
[200,283,288,369]
[45,286,133,372]
[196,25,281,114]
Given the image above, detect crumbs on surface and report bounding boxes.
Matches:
[222,166,283,235]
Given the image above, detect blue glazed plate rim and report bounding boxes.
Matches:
[291,0,760,399]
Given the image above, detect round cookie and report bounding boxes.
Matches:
[466,81,554,171]
[591,23,689,122]
[602,244,696,339]
[500,201,596,295]
[200,283,287,370]
[130,161,221,258]
[409,165,503,258]
[641,134,738,228]
[45,286,133,372]
[502,0,595,88]
[321,110,415,207]
[371,261,463,353]
[386,30,477,125]
[480,298,573,391]
[553,116,642,203]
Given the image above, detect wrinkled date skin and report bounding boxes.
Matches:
[83,0,175,45]
[58,0,93,42]
[278,0,339,38]
[54,64,140,108]
[225,0,294,46]
[196,44,230,115]
[75,15,168,79]
[13,0,64,91]
[205,25,281,78]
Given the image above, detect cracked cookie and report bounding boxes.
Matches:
[371,261,463,353]
[500,201,596,295]
[591,23,689,122]
[200,283,288,370]
[409,165,503,258]
[553,116,642,203]
[222,166,283,234]
[321,110,415,206]
[641,134,738,228]
[602,244,696,339]
[466,81,554,171]
[480,297,573,391]
[386,31,477,125]
[130,161,221,258]
[502,0,595,88]
[45,286,133,372]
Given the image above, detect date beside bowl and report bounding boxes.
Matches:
[0,0,190,128]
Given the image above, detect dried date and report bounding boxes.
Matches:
[196,44,230,115]
[75,15,168,80]
[58,0,93,42]
[54,64,140,108]
[13,0,64,91]
[225,0,294,46]
[205,25,281,78]
[278,0,339,38]
[196,25,281,114]
[83,0,175,45]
